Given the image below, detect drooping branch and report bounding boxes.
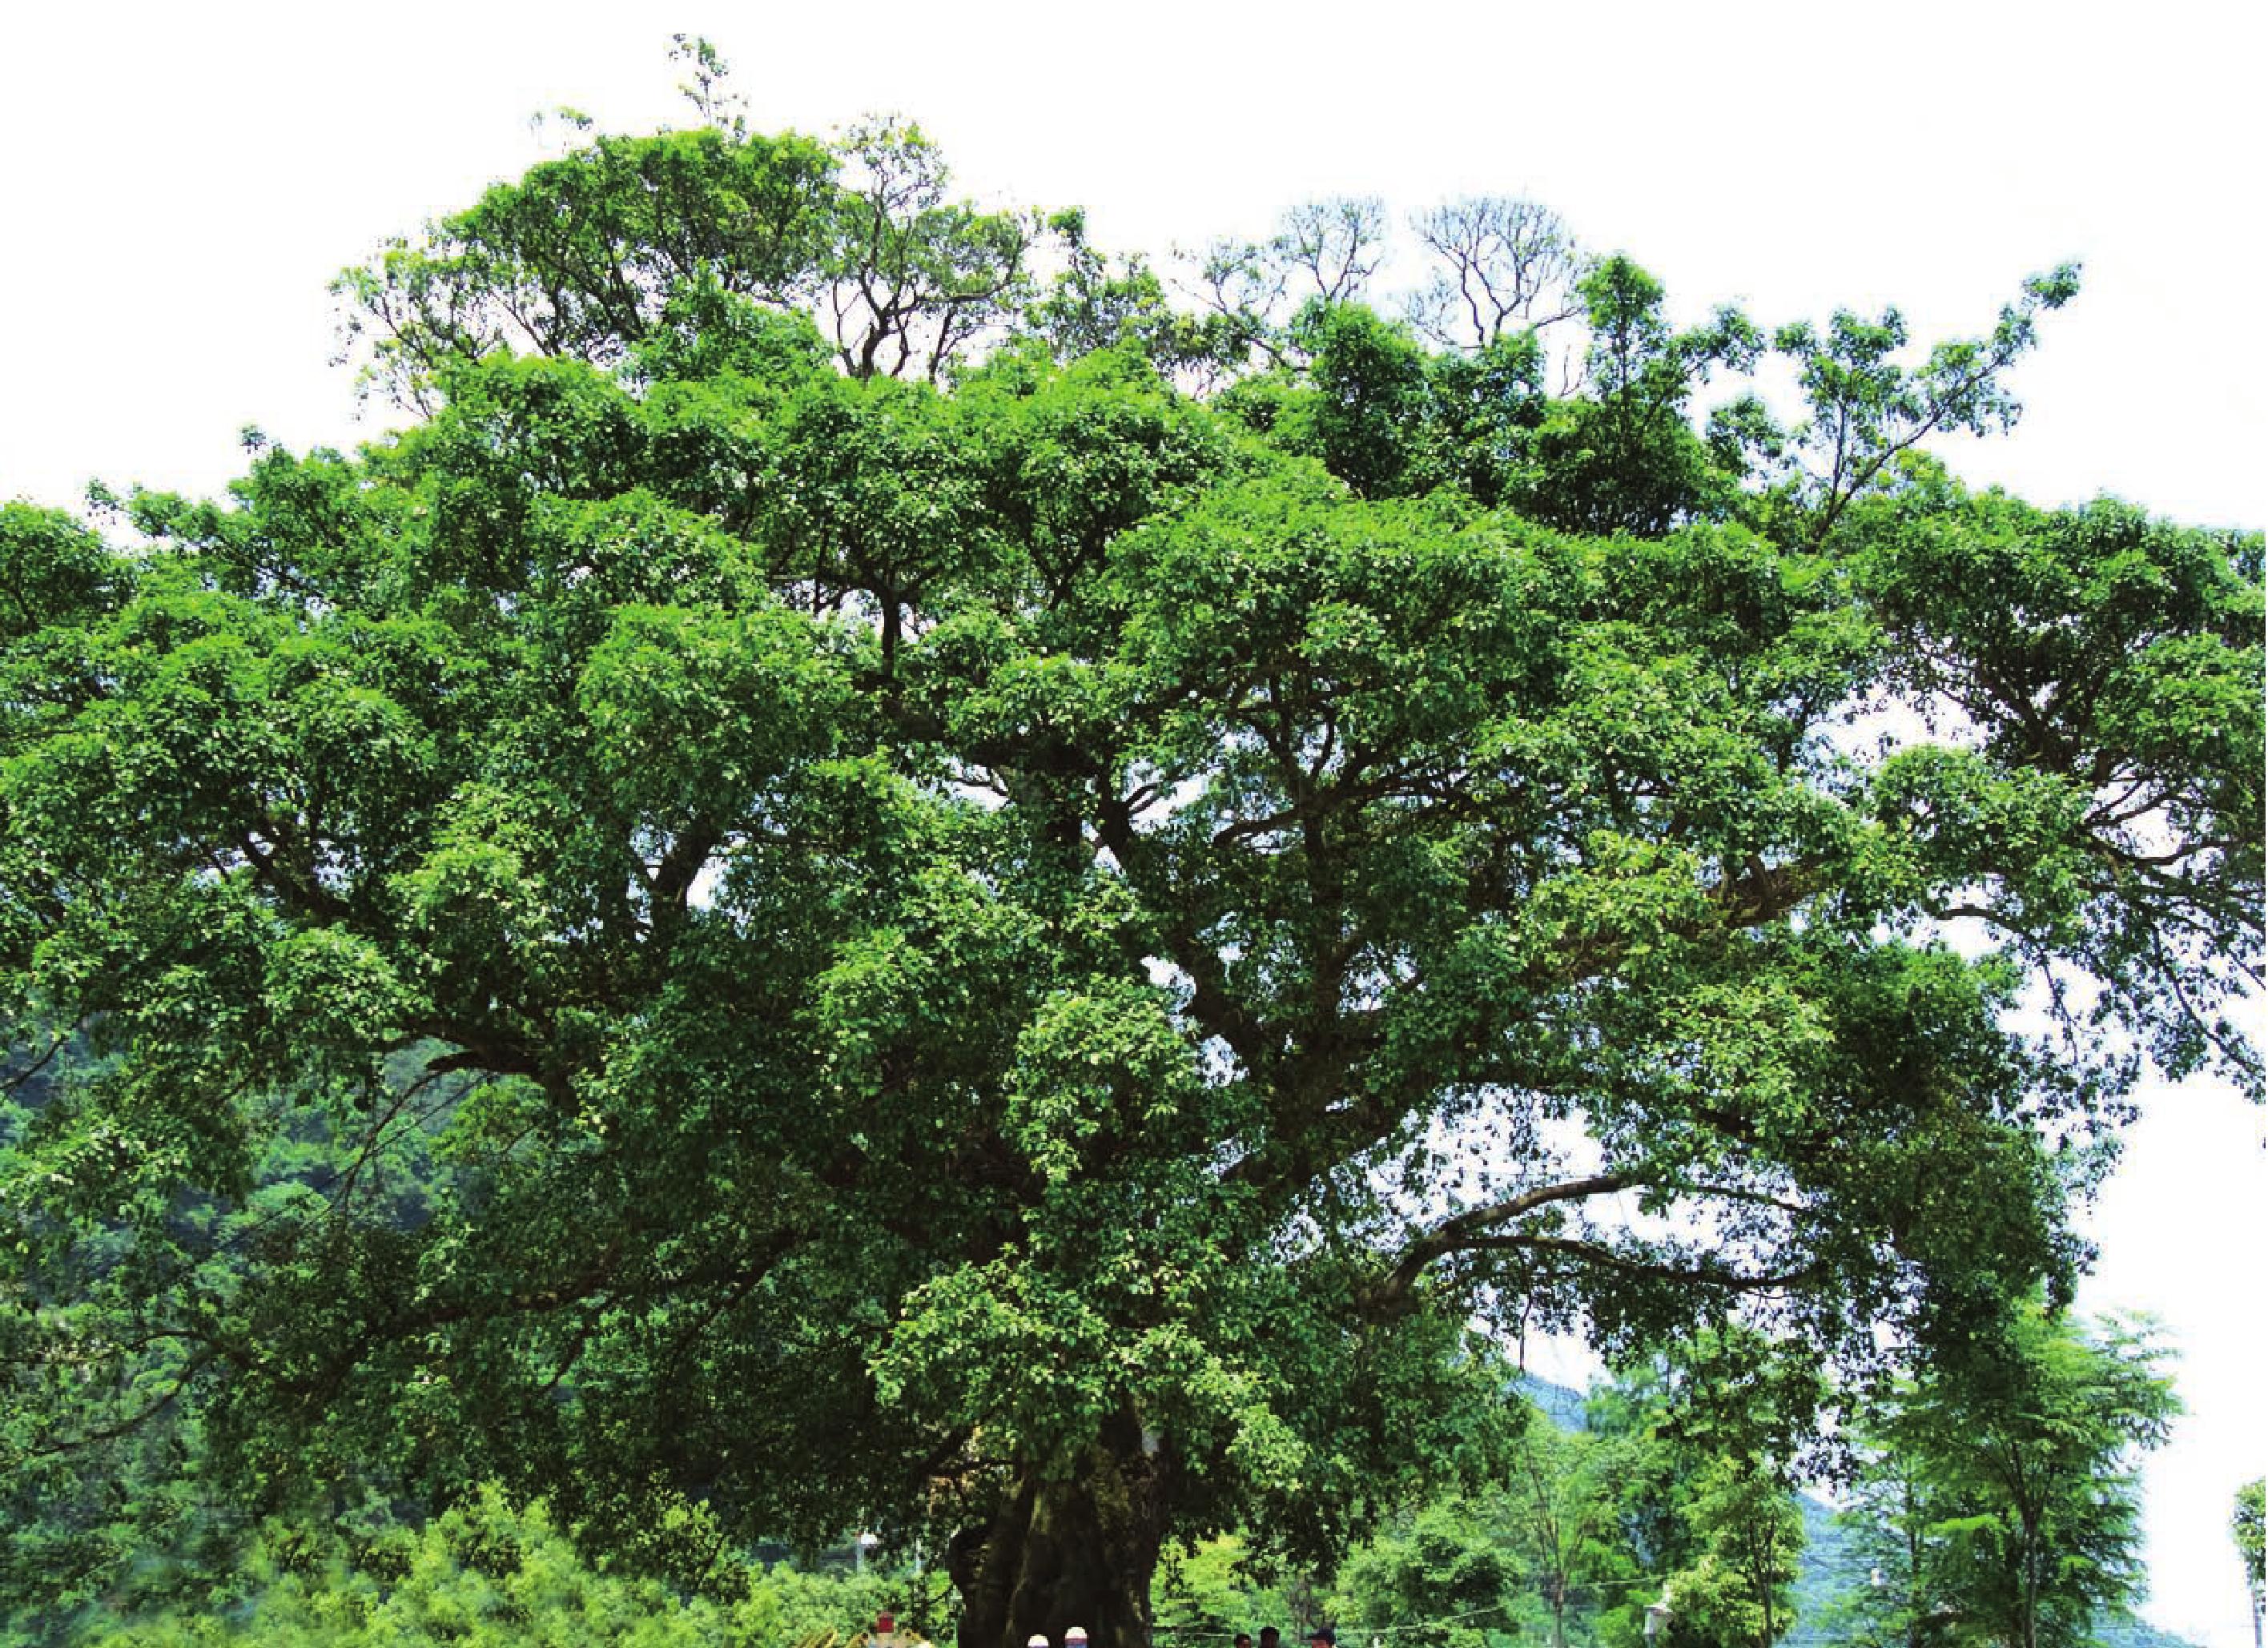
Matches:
[1459,1234,1823,1297]
[1367,1173,1635,1309]
[30,1345,226,1460]
[1365,1168,1829,1314]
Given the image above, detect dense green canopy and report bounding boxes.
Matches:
[2,105,2258,1648]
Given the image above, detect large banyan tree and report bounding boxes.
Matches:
[2,101,2258,1648]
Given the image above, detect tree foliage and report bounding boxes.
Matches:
[2232,1477,2264,1648]
[1580,1330,1822,1648]
[2,85,2259,1648]
[1836,1302,2178,1648]
[1666,1455,1803,1648]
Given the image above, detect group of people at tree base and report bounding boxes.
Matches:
[1019,1626,1337,1648]
[1234,1626,1334,1648]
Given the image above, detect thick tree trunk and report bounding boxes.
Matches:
[947,1413,1168,1648]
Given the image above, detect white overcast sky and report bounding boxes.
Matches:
[2,2,2261,1641]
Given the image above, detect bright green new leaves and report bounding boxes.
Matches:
[578,604,850,817]
[1773,264,2081,541]
[334,127,841,404]
[1003,981,1203,1184]
[335,116,1041,408]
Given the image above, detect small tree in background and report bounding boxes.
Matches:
[1664,1454,1803,1648]
[1582,1328,1821,1648]
[1499,1421,1639,1648]
[2235,1477,2265,1648]
[1847,1304,2176,1648]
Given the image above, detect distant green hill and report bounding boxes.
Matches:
[1514,1371,1592,1433]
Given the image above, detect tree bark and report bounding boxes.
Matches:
[947,1414,1168,1648]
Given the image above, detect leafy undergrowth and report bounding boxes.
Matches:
[74,1487,909,1648]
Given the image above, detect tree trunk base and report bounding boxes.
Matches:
[948,1417,1165,1648]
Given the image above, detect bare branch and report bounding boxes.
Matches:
[1407,196,1582,349]
[1277,196,1389,305]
